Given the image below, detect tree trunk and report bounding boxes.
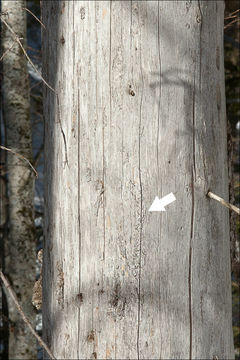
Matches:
[1,1,36,358]
[42,1,234,359]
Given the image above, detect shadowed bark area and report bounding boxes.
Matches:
[42,1,234,359]
[2,1,36,358]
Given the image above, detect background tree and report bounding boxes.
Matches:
[42,1,234,359]
[1,1,36,358]
[224,2,240,356]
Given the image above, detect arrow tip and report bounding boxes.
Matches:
[149,197,166,212]
[149,193,176,212]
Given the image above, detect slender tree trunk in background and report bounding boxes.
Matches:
[42,1,234,359]
[0,145,8,358]
[1,1,36,358]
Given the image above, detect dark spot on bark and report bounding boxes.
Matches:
[77,293,83,303]
[99,289,104,295]
[216,84,221,111]
[56,262,64,308]
[92,352,97,359]
[80,7,85,20]
[110,282,120,307]
[129,84,135,96]
[87,330,95,342]
[122,297,126,313]
[60,36,65,45]
[216,46,220,70]
[168,160,171,164]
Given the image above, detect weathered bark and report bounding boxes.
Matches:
[42,1,234,359]
[2,1,36,358]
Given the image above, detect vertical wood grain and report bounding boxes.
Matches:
[42,1,234,359]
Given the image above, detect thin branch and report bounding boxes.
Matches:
[224,14,238,20]
[207,191,240,215]
[0,42,15,62]
[0,145,38,177]
[0,15,55,93]
[0,270,56,360]
[224,18,239,30]
[22,7,46,29]
[30,80,42,91]
[225,9,240,18]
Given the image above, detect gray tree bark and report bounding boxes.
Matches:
[42,1,234,359]
[1,1,36,358]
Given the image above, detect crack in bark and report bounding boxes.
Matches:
[189,69,196,360]
[189,170,194,360]
[157,1,161,181]
[188,4,202,353]
[197,0,203,87]
[56,93,68,167]
[137,36,144,360]
[77,20,81,358]
[157,5,163,358]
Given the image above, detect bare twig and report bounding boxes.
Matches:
[207,191,240,215]
[224,18,239,30]
[22,7,46,29]
[0,41,15,62]
[0,270,56,360]
[30,80,42,91]
[0,145,38,177]
[225,9,240,18]
[224,14,238,20]
[224,9,240,20]
[0,15,55,93]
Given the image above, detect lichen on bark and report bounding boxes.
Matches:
[2,1,36,358]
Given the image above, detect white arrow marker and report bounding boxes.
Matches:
[149,192,176,212]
